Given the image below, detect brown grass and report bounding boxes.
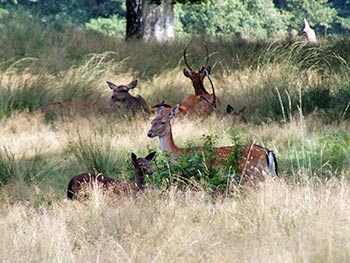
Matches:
[1,178,350,262]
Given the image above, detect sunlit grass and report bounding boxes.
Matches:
[1,17,350,261]
[1,178,350,262]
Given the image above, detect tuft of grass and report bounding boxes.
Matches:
[0,147,17,185]
[65,131,124,176]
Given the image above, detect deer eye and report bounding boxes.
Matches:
[161,121,165,125]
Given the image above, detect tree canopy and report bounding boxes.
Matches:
[0,0,349,39]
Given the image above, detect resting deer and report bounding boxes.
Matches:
[67,152,156,200]
[40,101,115,118]
[107,80,151,116]
[150,42,217,117]
[151,76,217,117]
[182,41,220,110]
[147,105,278,185]
[226,104,247,123]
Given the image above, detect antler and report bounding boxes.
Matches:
[202,42,209,68]
[183,40,193,71]
[207,74,216,109]
[199,74,216,110]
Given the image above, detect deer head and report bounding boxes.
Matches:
[226,104,247,123]
[183,41,211,96]
[131,151,156,175]
[107,80,151,116]
[107,80,138,109]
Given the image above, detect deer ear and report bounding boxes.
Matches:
[239,106,246,113]
[168,104,179,120]
[145,151,156,161]
[226,104,234,114]
[183,69,192,79]
[127,80,138,90]
[157,106,164,116]
[106,81,117,90]
[206,65,211,75]
[131,153,138,165]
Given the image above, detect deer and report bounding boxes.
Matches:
[226,104,247,123]
[182,41,220,110]
[151,76,217,118]
[107,80,151,117]
[66,151,156,200]
[147,105,278,185]
[40,100,115,119]
[150,42,218,118]
[303,18,317,44]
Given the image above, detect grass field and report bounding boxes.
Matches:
[1,12,350,262]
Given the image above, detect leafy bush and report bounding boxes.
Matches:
[85,15,125,38]
[148,131,243,194]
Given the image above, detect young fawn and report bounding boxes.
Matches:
[147,105,278,185]
[67,152,156,200]
[226,104,247,123]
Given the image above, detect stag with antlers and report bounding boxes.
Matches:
[151,42,218,117]
[182,41,220,110]
[147,105,278,185]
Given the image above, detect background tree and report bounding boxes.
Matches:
[126,0,142,39]
[142,0,204,41]
[176,0,287,39]
[0,0,349,39]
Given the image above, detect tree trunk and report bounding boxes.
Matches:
[142,0,174,42]
[126,0,143,40]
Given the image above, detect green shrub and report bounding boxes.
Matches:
[148,131,243,194]
[85,15,125,38]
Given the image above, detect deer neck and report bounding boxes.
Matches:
[134,170,144,190]
[159,126,183,156]
[193,80,209,96]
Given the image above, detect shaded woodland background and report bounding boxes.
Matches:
[1,0,350,41]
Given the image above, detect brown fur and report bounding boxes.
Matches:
[107,80,151,117]
[151,42,219,117]
[226,104,247,123]
[67,152,156,200]
[147,105,278,185]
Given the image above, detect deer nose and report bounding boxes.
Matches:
[147,130,154,138]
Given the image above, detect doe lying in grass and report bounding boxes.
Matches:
[107,80,151,117]
[66,152,156,200]
[226,104,247,123]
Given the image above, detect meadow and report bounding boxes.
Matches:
[1,13,350,262]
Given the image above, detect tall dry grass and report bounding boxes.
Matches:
[1,14,350,261]
[1,178,350,262]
